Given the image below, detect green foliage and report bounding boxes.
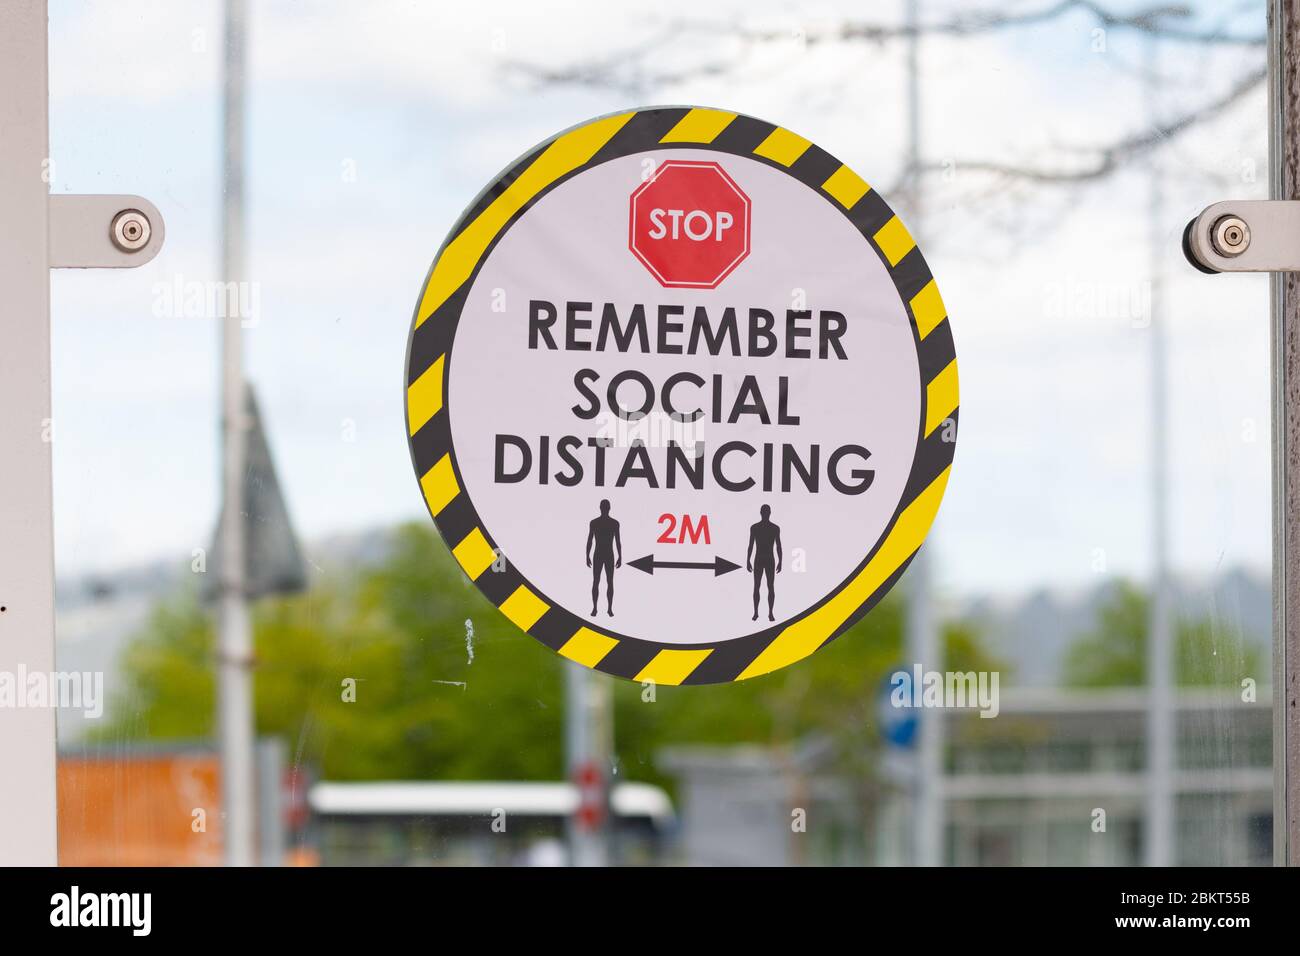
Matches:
[105,597,215,740]
[615,594,1000,787]
[101,524,1002,786]
[1061,580,1262,688]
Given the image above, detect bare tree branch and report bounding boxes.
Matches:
[504,1,1263,94]
[828,0,1262,46]
[895,64,1266,189]
[503,1,1265,200]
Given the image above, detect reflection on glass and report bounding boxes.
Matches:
[47,0,1272,866]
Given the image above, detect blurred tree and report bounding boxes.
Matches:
[1061,580,1262,688]
[100,524,566,781]
[100,524,1000,790]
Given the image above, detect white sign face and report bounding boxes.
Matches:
[405,108,958,685]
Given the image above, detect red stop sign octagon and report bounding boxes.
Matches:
[629,160,751,289]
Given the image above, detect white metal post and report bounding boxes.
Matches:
[0,0,164,866]
[565,664,611,866]
[904,0,944,868]
[218,0,257,867]
[0,0,58,867]
[1143,31,1175,869]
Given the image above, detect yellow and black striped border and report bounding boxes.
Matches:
[403,107,958,686]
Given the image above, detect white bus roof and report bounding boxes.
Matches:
[310,781,674,824]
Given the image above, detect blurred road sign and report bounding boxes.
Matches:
[403,107,959,685]
[572,760,607,831]
[205,385,307,600]
[878,667,919,749]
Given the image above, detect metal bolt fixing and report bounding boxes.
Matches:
[1210,215,1250,257]
[110,209,151,252]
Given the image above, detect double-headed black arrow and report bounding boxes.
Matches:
[628,554,741,577]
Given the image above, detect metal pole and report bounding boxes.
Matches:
[218,0,256,867]
[905,0,943,868]
[564,664,611,866]
[256,738,286,867]
[0,0,58,867]
[1143,31,1175,869]
[1269,0,1300,866]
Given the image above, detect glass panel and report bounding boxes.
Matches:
[46,0,1272,866]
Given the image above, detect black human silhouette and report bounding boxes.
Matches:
[585,499,622,617]
[746,504,783,621]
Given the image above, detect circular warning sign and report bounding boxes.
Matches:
[404,107,958,685]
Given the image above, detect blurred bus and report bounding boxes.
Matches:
[309,781,675,866]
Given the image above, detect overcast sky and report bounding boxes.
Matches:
[44,0,1270,602]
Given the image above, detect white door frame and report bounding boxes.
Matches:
[0,0,163,866]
